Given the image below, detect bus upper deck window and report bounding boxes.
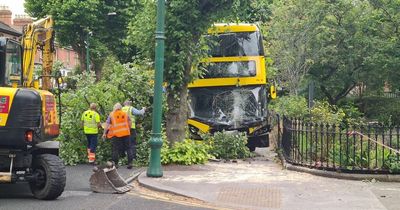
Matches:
[207,31,263,57]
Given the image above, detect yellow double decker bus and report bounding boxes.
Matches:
[188,23,274,151]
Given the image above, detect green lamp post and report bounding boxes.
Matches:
[147,0,166,177]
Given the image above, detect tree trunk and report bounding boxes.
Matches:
[72,45,87,73]
[93,58,105,81]
[166,85,188,146]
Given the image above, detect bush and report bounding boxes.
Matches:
[59,137,86,166]
[310,101,345,124]
[269,95,308,118]
[134,129,151,166]
[204,131,252,160]
[162,139,212,165]
[354,96,400,126]
[271,96,364,126]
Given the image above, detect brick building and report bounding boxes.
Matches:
[0,6,79,77]
[0,7,21,39]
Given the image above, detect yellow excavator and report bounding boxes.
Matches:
[0,16,66,200]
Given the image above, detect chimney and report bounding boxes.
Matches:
[13,14,33,32]
[0,5,12,26]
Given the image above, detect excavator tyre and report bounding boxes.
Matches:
[89,161,132,194]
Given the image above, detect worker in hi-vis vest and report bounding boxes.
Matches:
[103,103,133,169]
[121,100,145,164]
[81,103,101,164]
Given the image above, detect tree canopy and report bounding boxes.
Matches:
[267,0,400,104]
[25,0,139,77]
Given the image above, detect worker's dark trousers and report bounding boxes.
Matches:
[111,136,133,165]
[86,134,98,153]
[129,129,137,159]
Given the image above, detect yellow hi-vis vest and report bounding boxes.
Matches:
[121,106,136,129]
[81,110,100,134]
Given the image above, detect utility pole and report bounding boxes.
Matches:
[147,0,166,177]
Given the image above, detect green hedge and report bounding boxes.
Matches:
[352,96,400,125]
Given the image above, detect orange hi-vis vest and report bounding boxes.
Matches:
[106,110,130,139]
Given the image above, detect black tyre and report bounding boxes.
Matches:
[247,140,256,152]
[30,154,66,200]
[248,145,256,152]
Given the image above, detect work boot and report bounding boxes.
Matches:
[127,164,133,169]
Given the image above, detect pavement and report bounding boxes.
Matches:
[137,148,400,210]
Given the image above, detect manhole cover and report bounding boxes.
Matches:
[217,186,281,208]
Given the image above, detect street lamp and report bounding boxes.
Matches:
[85,31,92,72]
[147,0,166,177]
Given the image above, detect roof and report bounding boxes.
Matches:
[0,21,22,37]
[208,23,259,34]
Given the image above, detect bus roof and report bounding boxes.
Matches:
[208,23,259,34]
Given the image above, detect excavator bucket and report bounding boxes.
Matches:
[89,162,132,194]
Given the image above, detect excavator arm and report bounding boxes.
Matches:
[22,16,55,90]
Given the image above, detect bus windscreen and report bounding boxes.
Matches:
[206,31,264,57]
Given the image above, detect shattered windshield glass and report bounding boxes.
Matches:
[206,31,264,57]
[188,86,267,128]
[202,61,256,79]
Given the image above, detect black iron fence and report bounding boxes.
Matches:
[280,117,400,174]
[363,92,400,98]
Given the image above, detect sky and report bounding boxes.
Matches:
[0,0,26,17]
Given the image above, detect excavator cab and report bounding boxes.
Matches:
[0,38,22,88]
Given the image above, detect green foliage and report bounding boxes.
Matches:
[59,138,86,166]
[162,139,212,165]
[134,129,151,167]
[328,138,394,171]
[268,0,400,104]
[367,0,400,91]
[58,57,153,165]
[354,96,400,126]
[269,96,308,118]
[94,139,112,163]
[25,0,139,73]
[387,155,400,173]
[204,131,252,160]
[338,102,365,126]
[310,101,345,125]
[271,96,364,125]
[267,0,324,95]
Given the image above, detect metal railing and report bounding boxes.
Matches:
[364,92,400,98]
[280,117,400,174]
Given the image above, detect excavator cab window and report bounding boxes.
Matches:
[5,40,22,86]
[0,38,22,87]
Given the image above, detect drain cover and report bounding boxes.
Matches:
[217,186,282,208]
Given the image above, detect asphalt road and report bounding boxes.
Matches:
[0,165,211,210]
